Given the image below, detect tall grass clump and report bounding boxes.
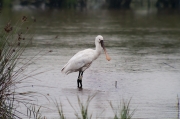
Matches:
[0,15,39,118]
[27,105,45,119]
[54,100,66,119]
[109,98,135,119]
[67,94,96,119]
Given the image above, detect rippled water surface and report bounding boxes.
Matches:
[1,9,180,119]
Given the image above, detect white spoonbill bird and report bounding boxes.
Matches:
[61,35,111,88]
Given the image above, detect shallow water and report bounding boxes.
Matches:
[1,9,180,118]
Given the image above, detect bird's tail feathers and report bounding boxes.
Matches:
[61,63,69,75]
[61,67,67,74]
[61,67,65,72]
[61,69,70,75]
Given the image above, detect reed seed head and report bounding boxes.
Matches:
[22,16,27,22]
[4,22,13,33]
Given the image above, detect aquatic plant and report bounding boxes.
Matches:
[67,94,96,119]
[27,105,46,119]
[55,100,66,119]
[0,15,42,119]
[109,98,135,119]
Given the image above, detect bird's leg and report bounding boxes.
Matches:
[79,72,83,88]
[77,71,81,88]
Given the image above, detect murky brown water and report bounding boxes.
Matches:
[1,8,180,119]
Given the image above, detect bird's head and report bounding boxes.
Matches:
[96,35,104,41]
[96,35,111,61]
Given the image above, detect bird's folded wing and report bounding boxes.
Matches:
[61,49,94,74]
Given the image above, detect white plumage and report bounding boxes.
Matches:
[61,35,111,88]
[62,49,93,74]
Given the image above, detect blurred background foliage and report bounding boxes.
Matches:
[0,0,180,10]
